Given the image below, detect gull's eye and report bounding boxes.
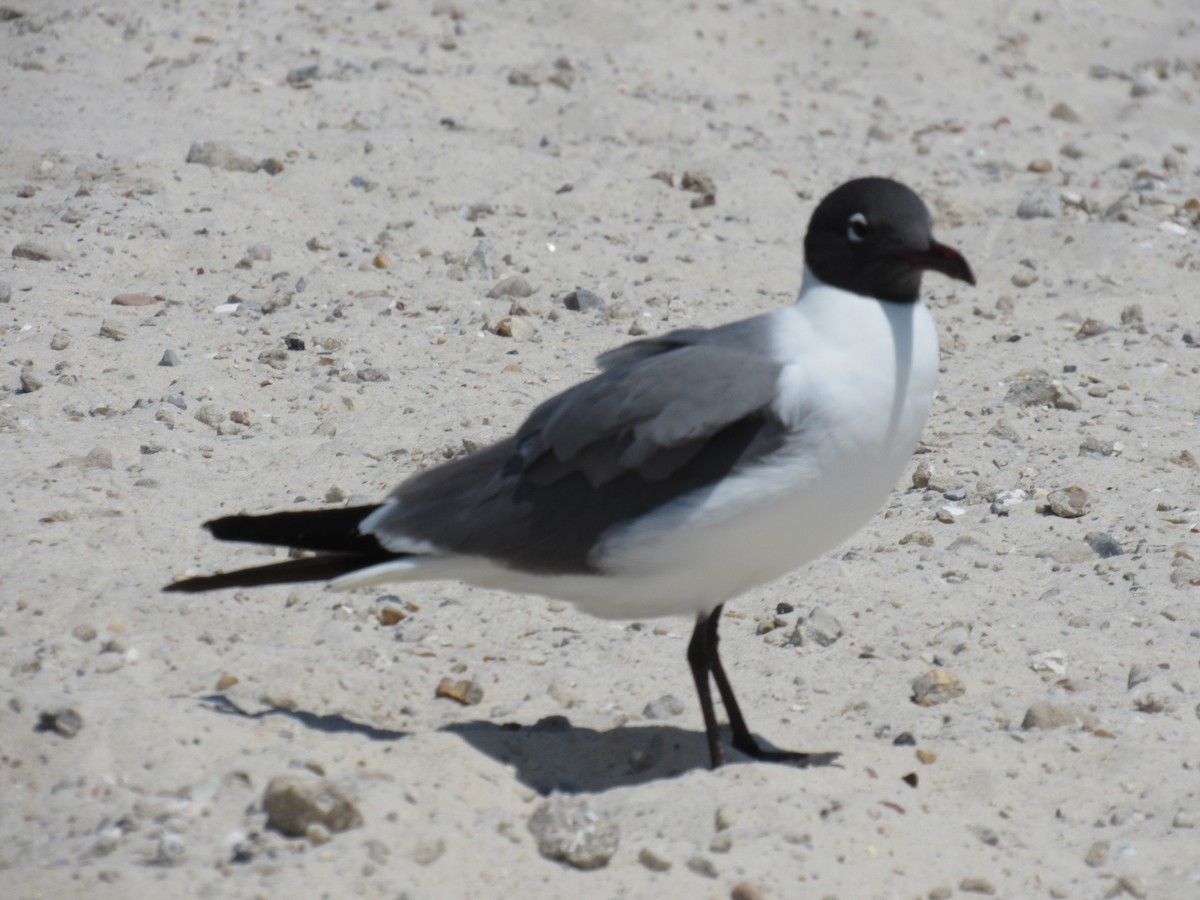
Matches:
[847,212,869,242]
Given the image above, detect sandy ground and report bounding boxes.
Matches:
[3,1,1200,897]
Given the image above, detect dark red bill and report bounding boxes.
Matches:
[906,240,976,286]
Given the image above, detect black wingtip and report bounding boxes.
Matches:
[162,552,387,594]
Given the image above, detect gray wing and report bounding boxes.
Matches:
[516,341,782,485]
[368,327,787,574]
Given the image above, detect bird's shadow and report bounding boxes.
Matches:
[197,696,818,792]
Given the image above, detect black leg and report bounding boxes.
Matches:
[687,606,727,767]
[688,605,840,769]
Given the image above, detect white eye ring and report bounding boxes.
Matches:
[847,212,869,242]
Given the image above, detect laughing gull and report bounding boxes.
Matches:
[166,177,975,768]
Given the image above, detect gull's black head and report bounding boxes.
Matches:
[803,177,976,303]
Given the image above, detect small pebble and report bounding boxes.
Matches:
[1028,159,1052,173]
[1087,532,1123,558]
[563,288,606,312]
[528,796,619,869]
[1078,437,1115,458]
[1046,486,1090,518]
[1021,701,1097,730]
[112,293,157,306]
[1017,186,1061,219]
[1084,839,1109,867]
[731,882,765,900]
[305,822,332,845]
[12,240,63,261]
[1126,664,1152,690]
[494,316,535,340]
[804,606,843,646]
[686,855,719,878]
[988,494,1027,513]
[1076,318,1109,338]
[1117,874,1148,898]
[911,459,934,488]
[911,668,965,706]
[153,832,187,866]
[158,350,181,367]
[262,774,363,837]
[488,275,535,299]
[98,321,127,341]
[435,676,483,705]
[1049,101,1081,122]
[681,170,717,208]
[36,708,84,738]
[959,877,996,895]
[186,139,261,173]
[643,694,685,720]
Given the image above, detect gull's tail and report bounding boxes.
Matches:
[163,505,394,593]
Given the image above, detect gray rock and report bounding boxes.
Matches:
[152,832,187,866]
[911,459,934,488]
[50,331,70,350]
[528,796,618,869]
[959,876,996,895]
[186,139,261,173]
[195,405,223,429]
[37,708,83,737]
[1170,562,1200,587]
[1084,839,1109,867]
[158,350,181,367]
[286,64,319,85]
[642,694,685,719]
[356,367,390,382]
[1049,101,1081,122]
[263,774,363,838]
[1017,186,1061,219]
[487,275,535,299]
[988,421,1021,442]
[18,371,42,393]
[927,471,964,493]
[911,668,965,705]
[99,320,127,341]
[1005,370,1081,410]
[53,447,114,470]
[12,241,63,261]
[493,316,535,341]
[990,489,1026,515]
[1087,532,1123,558]
[686,855,719,878]
[1078,437,1115,458]
[1127,664,1152,690]
[805,607,843,647]
[464,239,495,279]
[563,289,606,312]
[1021,701,1097,730]
[638,846,672,871]
[1046,486,1090,518]
[0,282,11,302]
[258,349,289,370]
